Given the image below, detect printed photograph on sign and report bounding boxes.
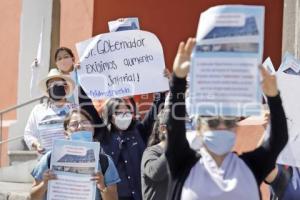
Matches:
[50,140,99,175]
[108,17,140,32]
[189,5,265,116]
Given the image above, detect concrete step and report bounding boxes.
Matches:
[0,160,36,200]
[0,160,37,183]
[8,151,38,166]
[0,181,31,200]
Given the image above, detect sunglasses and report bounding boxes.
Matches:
[202,117,238,129]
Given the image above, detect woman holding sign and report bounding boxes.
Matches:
[165,38,288,200]
[30,108,120,200]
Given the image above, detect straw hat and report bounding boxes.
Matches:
[39,68,75,97]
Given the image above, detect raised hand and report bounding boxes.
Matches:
[42,170,56,185]
[173,38,196,78]
[91,172,107,192]
[260,65,278,97]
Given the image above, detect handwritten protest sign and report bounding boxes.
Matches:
[76,30,169,99]
[47,140,100,200]
[189,5,265,116]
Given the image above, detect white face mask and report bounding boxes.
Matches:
[114,113,133,130]
[56,57,73,73]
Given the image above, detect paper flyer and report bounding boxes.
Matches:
[108,17,140,32]
[47,140,100,200]
[189,5,265,116]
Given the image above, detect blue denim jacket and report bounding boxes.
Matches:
[102,125,147,200]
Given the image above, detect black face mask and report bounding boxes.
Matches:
[48,85,66,101]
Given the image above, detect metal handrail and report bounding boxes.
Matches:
[0,95,46,147]
[0,135,24,145]
[0,96,46,115]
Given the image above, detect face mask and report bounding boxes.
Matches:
[114,113,133,130]
[48,85,66,101]
[202,130,236,156]
[56,57,73,73]
[70,131,93,142]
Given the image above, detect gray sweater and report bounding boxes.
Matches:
[141,144,169,200]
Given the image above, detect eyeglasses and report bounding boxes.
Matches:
[114,111,132,117]
[202,117,238,129]
[68,120,92,129]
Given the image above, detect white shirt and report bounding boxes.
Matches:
[181,148,259,200]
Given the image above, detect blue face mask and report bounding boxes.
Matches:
[203,130,236,156]
[70,131,93,142]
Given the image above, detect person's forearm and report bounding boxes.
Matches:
[264,94,288,155]
[30,182,47,200]
[166,74,193,175]
[101,186,118,200]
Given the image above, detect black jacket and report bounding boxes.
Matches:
[165,74,288,200]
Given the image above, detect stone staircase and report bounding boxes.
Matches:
[0,156,38,200]
[0,140,38,200]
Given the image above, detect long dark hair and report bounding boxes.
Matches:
[63,108,96,140]
[101,98,135,132]
[147,109,168,147]
[54,47,74,61]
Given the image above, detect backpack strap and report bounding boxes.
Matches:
[99,153,109,175]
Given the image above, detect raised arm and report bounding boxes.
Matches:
[138,92,166,143]
[240,67,288,184]
[165,38,198,177]
[78,87,107,139]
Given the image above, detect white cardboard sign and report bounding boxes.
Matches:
[76,30,168,99]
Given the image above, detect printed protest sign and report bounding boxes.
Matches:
[76,30,169,99]
[108,17,140,32]
[47,140,100,200]
[274,53,300,167]
[189,5,265,116]
[262,57,275,75]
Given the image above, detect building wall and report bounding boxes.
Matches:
[0,0,21,166]
[0,1,20,116]
[60,0,94,60]
[92,0,283,69]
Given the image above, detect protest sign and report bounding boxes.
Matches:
[274,53,300,167]
[47,140,100,200]
[108,17,140,32]
[76,30,169,99]
[39,124,65,151]
[278,52,300,75]
[262,57,275,75]
[189,5,265,116]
